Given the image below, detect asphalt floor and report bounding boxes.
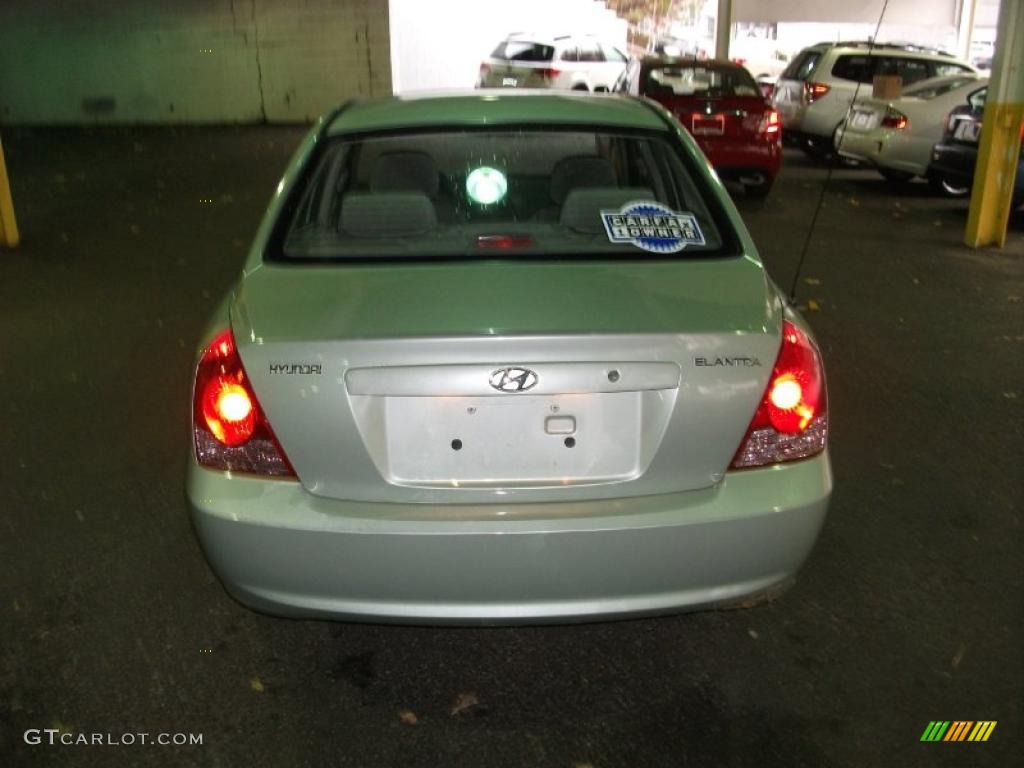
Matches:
[0,125,1021,767]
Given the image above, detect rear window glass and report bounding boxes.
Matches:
[968,87,987,112]
[781,50,820,81]
[644,65,759,98]
[903,76,978,99]
[879,57,932,85]
[934,62,974,77]
[491,41,554,62]
[831,55,873,83]
[277,129,732,261]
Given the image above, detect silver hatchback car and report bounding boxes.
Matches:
[187,92,831,624]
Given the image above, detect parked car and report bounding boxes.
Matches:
[773,41,977,159]
[187,92,831,624]
[929,88,1024,201]
[477,33,628,92]
[834,74,985,186]
[618,57,782,197]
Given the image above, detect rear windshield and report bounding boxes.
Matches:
[903,76,978,99]
[276,129,733,261]
[781,50,821,81]
[644,64,760,98]
[491,41,554,62]
[831,55,935,86]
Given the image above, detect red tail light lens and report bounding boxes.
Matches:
[730,321,828,469]
[804,82,830,103]
[758,108,781,136]
[881,107,909,130]
[538,67,561,80]
[192,329,296,477]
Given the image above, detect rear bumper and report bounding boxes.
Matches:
[187,452,831,624]
[834,130,878,164]
[929,142,978,186]
[782,129,832,153]
[699,140,781,181]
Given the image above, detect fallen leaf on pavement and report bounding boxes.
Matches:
[250,677,265,693]
[398,709,418,725]
[450,692,480,716]
[803,277,821,285]
[807,299,821,311]
[951,642,966,669]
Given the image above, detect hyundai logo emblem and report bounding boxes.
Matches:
[489,367,538,393]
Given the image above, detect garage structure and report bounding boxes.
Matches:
[0,0,392,124]
[0,1,1004,121]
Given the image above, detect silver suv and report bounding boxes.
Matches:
[773,41,976,158]
[477,33,628,92]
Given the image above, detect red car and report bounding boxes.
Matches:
[619,57,782,197]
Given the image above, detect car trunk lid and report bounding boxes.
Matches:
[231,258,782,504]
[659,95,771,143]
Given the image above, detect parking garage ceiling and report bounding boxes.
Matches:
[732,0,997,26]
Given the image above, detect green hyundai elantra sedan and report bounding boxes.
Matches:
[186,91,831,624]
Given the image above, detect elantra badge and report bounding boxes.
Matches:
[489,367,538,393]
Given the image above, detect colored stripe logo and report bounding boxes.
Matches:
[921,721,996,742]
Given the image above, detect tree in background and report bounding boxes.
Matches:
[606,0,704,52]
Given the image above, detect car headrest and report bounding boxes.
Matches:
[560,187,657,234]
[340,192,437,238]
[549,156,618,205]
[370,151,440,198]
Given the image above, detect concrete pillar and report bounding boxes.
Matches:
[965,0,1024,248]
[956,0,977,62]
[716,0,732,60]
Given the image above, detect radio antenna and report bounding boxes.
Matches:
[788,0,890,303]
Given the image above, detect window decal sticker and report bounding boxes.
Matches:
[600,201,705,253]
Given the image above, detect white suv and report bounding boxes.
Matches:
[477,34,628,92]
[773,41,976,159]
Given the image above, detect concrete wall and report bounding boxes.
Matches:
[0,0,392,124]
[389,0,627,92]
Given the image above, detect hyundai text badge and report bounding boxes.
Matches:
[489,367,538,393]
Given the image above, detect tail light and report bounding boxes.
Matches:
[537,67,561,80]
[192,329,296,478]
[479,62,491,77]
[758,108,781,137]
[730,321,828,469]
[803,82,830,103]
[881,107,909,130]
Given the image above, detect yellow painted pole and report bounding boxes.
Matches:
[965,0,1023,248]
[965,102,1023,247]
[0,133,19,248]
